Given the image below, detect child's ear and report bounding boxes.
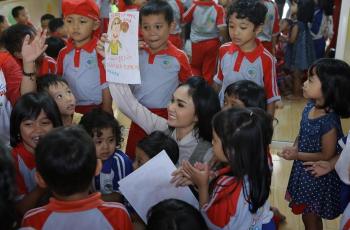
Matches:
[93,20,100,31]
[95,159,102,176]
[35,172,47,189]
[169,21,176,33]
[254,25,263,35]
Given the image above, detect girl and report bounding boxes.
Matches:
[109,77,221,165]
[172,108,274,229]
[284,0,316,98]
[10,92,62,217]
[278,58,350,229]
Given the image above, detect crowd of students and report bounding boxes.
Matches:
[0,0,350,229]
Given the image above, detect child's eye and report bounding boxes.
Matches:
[67,90,72,94]
[23,121,33,127]
[56,94,63,99]
[142,25,150,30]
[155,25,162,30]
[41,120,52,126]
[80,20,87,24]
[240,27,247,30]
[178,103,184,108]
[109,138,115,143]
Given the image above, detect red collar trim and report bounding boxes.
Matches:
[144,41,177,64]
[65,36,98,53]
[13,143,35,169]
[216,166,232,177]
[194,0,216,6]
[228,39,265,63]
[46,193,103,212]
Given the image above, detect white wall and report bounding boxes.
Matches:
[0,0,60,28]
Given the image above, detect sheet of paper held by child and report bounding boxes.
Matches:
[118,151,199,223]
[105,12,141,84]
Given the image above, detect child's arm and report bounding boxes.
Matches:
[303,154,340,177]
[101,87,114,114]
[16,186,47,217]
[267,102,276,117]
[288,24,299,44]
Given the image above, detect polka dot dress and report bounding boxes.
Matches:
[286,101,344,219]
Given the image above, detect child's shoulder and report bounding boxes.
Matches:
[113,149,133,164]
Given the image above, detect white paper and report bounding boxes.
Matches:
[105,12,141,84]
[335,131,350,184]
[118,151,199,223]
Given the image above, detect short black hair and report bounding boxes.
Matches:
[224,80,267,110]
[0,24,36,56]
[35,126,97,196]
[137,131,179,165]
[0,141,17,230]
[37,74,70,92]
[79,108,124,148]
[309,58,350,118]
[10,92,63,147]
[139,0,174,25]
[41,13,55,22]
[0,15,5,24]
[11,6,25,18]
[296,0,315,23]
[48,18,64,33]
[227,0,267,27]
[147,199,208,230]
[45,37,65,59]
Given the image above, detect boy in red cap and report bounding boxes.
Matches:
[57,0,113,115]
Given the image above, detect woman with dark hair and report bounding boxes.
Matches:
[109,77,221,164]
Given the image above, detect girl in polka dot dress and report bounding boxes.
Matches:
[279,58,350,229]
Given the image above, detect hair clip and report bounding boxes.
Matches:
[249,111,253,116]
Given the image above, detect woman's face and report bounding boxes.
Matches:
[167,85,198,129]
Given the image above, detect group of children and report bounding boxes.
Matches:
[1,0,350,229]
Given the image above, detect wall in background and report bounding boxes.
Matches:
[0,0,60,28]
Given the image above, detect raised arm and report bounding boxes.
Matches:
[108,83,168,134]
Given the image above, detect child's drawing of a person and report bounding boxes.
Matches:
[108,16,129,55]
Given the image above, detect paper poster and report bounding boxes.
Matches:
[118,151,199,223]
[105,12,141,84]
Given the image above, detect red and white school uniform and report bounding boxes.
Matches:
[22,192,133,230]
[57,37,108,114]
[202,167,273,230]
[12,143,36,201]
[126,41,192,159]
[15,55,57,77]
[167,0,185,49]
[183,0,225,84]
[214,40,280,106]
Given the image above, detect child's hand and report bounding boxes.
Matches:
[170,166,193,187]
[182,161,209,189]
[303,161,332,177]
[138,40,149,50]
[22,29,48,63]
[96,33,109,57]
[278,146,298,160]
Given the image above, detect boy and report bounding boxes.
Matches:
[21,126,132,229]
[0,15,10,34]
[48,18,67,40]
[11,6,32,26]
[40,13,55,31]
[57,0,113,115]
[183,0,226,84]
[126,0,193,159]
[37,74,82,126]
[213,0,280,115]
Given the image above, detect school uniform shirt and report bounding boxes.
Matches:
[167,0,185,35]
[57,37,108,106]
[95,150,133,194]
[12,143,36,200]
[21,192,133,230]
[15,55,57,76]
[201,167,273,230]
[214,40,281,105]
[109,83,213,164]
[257,0,280,43]
[130,41,192,109]
[183,0,226,43]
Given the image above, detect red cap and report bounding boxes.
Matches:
[62,0,100,20]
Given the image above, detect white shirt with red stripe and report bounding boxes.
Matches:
[22,192,133,230]
[214,40,280,106]
[201,167,273,230]
[167,0,185,35]
[183,0,226,43]
[258,0,280,43]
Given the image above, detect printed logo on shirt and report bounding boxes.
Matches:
[161,57,173,69]
[247,68,257,79]
[86,57,98,69]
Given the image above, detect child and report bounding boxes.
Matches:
[0,15,10,35]
[278,58,350,229]
[124,0,192,159]
[124,0,147,11]
[10,92,62,216]
[172,107,274,229]
[213,0,280,116]
[21,126,133,229]
[45,37,66,60]
[11,6,32,26]
[40,13,55,31]
[167,0,185,49]
[284,0,316,97]
[147,199,208,230]
[58,0,113,115]
[183,0,226,84]
[1,24,57,76]
[37,74,81,126]
[79,108,133,202]
[133,130,179,170]
[48,18,67,40]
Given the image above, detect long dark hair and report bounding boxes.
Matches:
[212,108,271,213]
